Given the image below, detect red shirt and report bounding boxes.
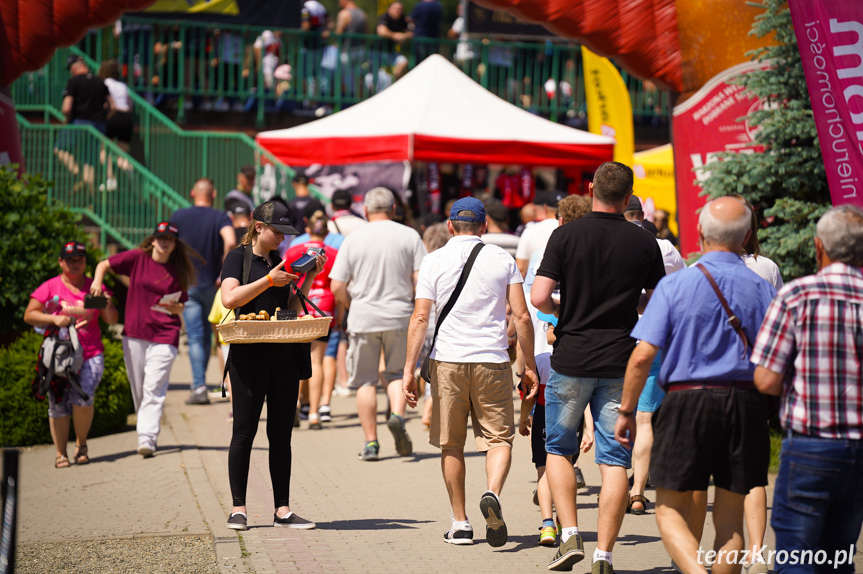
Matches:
[284,240,338,323]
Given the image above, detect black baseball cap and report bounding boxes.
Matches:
[154,221,179,238]
[626,195,643,212]
[535,190,566,208]
[253,200,300,235]
[332,189,353,210]
[59,241,87,259]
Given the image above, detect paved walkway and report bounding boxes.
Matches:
[12,350,863,573]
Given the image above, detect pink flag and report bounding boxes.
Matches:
[789,0,863,208]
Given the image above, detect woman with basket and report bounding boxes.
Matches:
[219,200,327,531]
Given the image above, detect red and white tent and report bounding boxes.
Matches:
[256,54,614,168]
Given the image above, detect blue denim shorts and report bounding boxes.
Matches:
[325,327,341,358]
[48,354,104,418]
[637,350,665,413]
[544,368,631,468]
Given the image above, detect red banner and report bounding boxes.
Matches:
[789,0,863,210]
[0,87,24,171]
[672,61,767,255]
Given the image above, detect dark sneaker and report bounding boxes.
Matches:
[318,405,332,423]
[226,513,248,531]
[309,420,323,430]
[547,533,584,571]
[479,491,507,547]
[274,513,316,529]
[294,410,301,428]
[591,560,614,574]
[299,403,310,420]
[387,414,413,457]
[185,390,210,405]
[574,466,586,489]
[358,441,379,461]
[443,523,474,545]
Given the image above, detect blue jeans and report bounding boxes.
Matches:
[771,432,863,574]
[182,285,217,391]
[544,368,631,468]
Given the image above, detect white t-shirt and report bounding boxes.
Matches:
[658,237,685,275]
[743,253,784,290]
[524,247,554,355]
[105,78,131,112]
[329,214,367,237]
[515,218,558,261]
[416,235,522,363]
[329,219,426,333]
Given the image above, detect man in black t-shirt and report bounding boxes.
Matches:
[531,162,664,573]
[61,58,111,133]
[173,178,236,405]
[376,2,412,79]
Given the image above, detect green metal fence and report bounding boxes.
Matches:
[17,115,191,249]
[12,45,297,205]
[79,17,670,126]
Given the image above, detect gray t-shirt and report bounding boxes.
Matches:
[329,219,426,333]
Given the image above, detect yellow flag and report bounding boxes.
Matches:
[633,144,679,237]
[146,0,240,14]
[581,46,634,166]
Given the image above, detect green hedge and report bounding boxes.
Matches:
[0,331,133,447]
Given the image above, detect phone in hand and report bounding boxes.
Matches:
[83,294,108,309]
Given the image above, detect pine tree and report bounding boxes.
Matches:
[698,0,831,280]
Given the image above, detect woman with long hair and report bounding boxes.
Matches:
[24,241,119,468]
[284,206,339,430]
[90,221,197,457]
[220,201,325,531]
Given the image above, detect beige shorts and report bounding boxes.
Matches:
[347,329,408,389]
[429,359,515,452]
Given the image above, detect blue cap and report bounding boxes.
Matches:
[536,311,558,327]
[449,197,486,223]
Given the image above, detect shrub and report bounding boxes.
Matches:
[0,331,133,447]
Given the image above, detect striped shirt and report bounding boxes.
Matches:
[751,262,863,439]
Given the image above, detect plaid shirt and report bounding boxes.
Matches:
[751,262,863,439]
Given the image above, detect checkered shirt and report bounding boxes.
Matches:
[751,262,863,439]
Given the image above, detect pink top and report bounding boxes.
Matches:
[284,241,338,325]
[30,276,111,360]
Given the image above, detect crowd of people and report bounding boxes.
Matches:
[23,160,863,573]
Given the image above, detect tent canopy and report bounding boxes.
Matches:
[257,54,614,168]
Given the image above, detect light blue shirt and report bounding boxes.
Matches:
[631,251,776,389]
[279,232,344,257]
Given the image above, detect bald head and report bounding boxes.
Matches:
[698,196,752,252]
[191,178,216,206]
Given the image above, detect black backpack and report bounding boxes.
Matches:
[31,325,89,403]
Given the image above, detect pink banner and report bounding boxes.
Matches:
[789,0,863,209]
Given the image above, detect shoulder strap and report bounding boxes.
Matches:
[429,242,485,353]
[242,244,253,285]
[696,263,749,357]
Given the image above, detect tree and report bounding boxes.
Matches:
[698,0,831,280]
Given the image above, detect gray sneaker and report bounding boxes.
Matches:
[479,491,507,547]
[547,533,585,571]
[273,513,316,529]
[574,466,586,489]
[185,389,210,405]
[357,441,379,461]
[226,513,248,531]
[387,414,413,456]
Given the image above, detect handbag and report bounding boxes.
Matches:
[420,242,485,383]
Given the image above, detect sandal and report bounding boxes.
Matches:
[74,445,90,465]
[627,494,649,515]
[55,453,71,469]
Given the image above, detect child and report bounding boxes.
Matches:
[520,311,593,546]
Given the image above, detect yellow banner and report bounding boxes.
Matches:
[146,0,240,14]
[581,46,634,166]
[633,144,679,237]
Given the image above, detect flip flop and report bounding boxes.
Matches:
[55,453,71,469]
[74,445,90,465]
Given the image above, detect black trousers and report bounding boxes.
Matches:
[228,350,300,508]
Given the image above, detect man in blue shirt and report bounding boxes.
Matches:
[614,196,776,574]
[410,0,442,61]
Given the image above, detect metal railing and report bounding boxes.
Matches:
[76,17,670,126]
[17,115,191,249]
[12,45,297,205]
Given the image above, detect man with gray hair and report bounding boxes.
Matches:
[330,187,427,461]
[752,205,863,574]
[614,196,776,574]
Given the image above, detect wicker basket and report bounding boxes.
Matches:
[216,317,331,344]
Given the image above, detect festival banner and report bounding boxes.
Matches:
[145,0,239,14]
[633,144,679,237]
[789,0,863,209]
[672,61,768,255]
[581,46,634,167]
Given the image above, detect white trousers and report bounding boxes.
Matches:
[122,337,178,448]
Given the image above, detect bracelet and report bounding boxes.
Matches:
[617,408,635,417]
[266,274,274,287]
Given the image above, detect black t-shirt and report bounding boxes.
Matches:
[410,1,442,38]
[62,74,110,123]
[221,245,311,375]
[378,12,409,52]
[536,212,665,378]
[289,196,313,228]
[172,206,232,288]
